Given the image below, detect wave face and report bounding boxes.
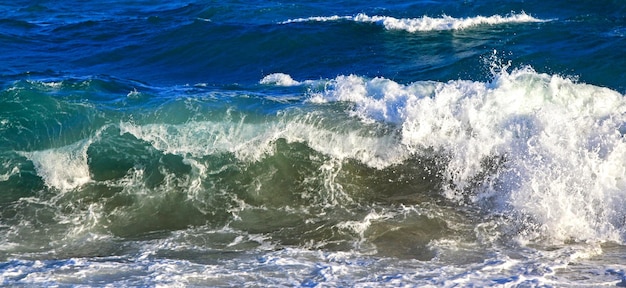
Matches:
[3,0,626,286]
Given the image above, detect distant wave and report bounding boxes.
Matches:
[281,12,549,32]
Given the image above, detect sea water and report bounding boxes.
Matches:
[2,0,626,286]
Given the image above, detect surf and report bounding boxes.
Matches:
[262,64,626,245]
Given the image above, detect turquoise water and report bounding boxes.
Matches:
[2,1,626,286]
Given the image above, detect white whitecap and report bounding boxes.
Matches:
[21,140,92,191]
[259,73,302,86]
[306,67,626,244]
[19,127,109,191]
[281,12,549,32]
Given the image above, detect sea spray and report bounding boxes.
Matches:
[268,66,626,244]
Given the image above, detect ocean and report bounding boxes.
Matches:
[2,0,626,286]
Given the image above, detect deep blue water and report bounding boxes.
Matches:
[2,0,626,286]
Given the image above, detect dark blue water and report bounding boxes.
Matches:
[2,1,626,286]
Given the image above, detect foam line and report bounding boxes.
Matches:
[281,12,548,32]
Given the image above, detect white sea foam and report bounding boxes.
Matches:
[277,67,626,244]
[281,12,548,32]
[119,113,405,169]
[259,73,322,87]
[4,244,619,287]
[0,166,19,182]
[260,73,302,86]
[18,127,110,191]
[20,140,92,191]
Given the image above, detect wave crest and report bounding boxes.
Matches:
[267,68,626,244]
[281,12,549,32]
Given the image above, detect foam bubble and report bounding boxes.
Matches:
[281,12,548,32]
